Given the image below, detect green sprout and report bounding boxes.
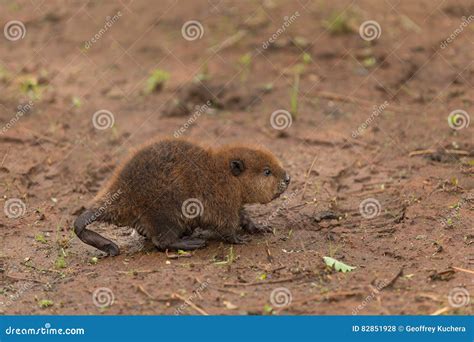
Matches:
[34,233,47,244]
[323,256,356,273]
[19,76,42,99]
[55,255,67,269]
[238,53,252,82]
[214,246,235,265]
[38,299,54,308]
[323,11,356,35]
[302,52,312,65]
[144,69,170,94]
[290,72,300,118]
[72,96,82,108]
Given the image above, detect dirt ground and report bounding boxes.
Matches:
[0,0,473,315]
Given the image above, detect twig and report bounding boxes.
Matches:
[266,241,274,263]
[313,91,411,113]
[116,269,158,275]
[431,306,452,316]
[379,267,404,290]
[409,149,469,157]
[1,152,7,167]
[4,274,47,284]
[137,285,153,298]
[171,293,209,315]
[224,274,306,287]
[20,127,59,145]
[208,30,247,53]
[416,293,441,302]
[409,149,436,157]
[452,266,474,275]
[0,135,27,144]
[301,155,318,200]
[287,202,308,210]
[292,291,362,304]
[166,250,192,259]
[300,137,334,147]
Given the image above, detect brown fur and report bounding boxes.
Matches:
[74,139,290,255]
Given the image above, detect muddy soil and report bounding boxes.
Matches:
[0,0,473,315]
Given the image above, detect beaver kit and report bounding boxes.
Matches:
[74,139,290,255]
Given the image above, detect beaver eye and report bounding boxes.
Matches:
[263,168,272,176]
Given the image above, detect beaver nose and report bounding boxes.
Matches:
[284,173,291,185]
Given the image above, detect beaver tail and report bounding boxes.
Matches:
[73,209,120,256]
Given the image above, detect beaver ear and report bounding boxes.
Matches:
[230,160,245,176]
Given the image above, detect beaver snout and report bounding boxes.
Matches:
[277,172,291,194]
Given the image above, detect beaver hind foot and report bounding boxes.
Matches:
[151,236,206,251]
